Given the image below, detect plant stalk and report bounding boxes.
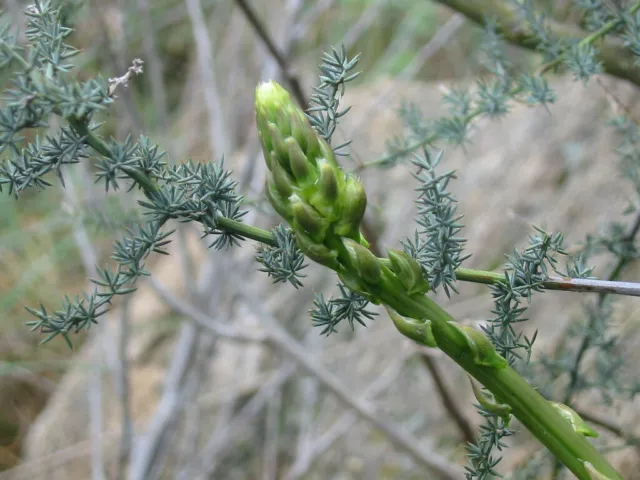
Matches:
[72,121,623,478]
[58,121,640,300]
[379,287,622,480]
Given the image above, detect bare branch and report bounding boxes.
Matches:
[241,294,464,479]
[147,277,267,343]
[455,267,640,298]
[184,364,297,478]
[185,0,229,157]
[154,274,462,478]
[284,353,408,480]
[115,298,133,480]
[128,321,200,480]
[419,352,476,445]
[262,388,282,480]
[61,168,107,480]
[234,0,308,109]
[135,0,169,131]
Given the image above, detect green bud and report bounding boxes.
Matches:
[275,108,293,137]
[387,249,430,295]
[268,123,289,172]
[337,270,381,305]
[265,179,292,222]
[256,81,373,256]
[255,80,293,121]
[256,80,322,172]
[448,322,508,369]
[304,124,324,161]
[386,307,437,347]
[257,119,272,155]
[335,174,367,238]
[469,376,511,425]
[290,114,308,153]
[295,230,339,270]
[317,159,339,202]
[291,195,327,240]
[343,238,381,285]
[269,161,294,198]
[583,462,615,480]
[286,137,315,184]
[549,402,599,438]
[307,158,343,219]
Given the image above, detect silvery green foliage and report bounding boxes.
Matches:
[0,2,246,344]
[255,225,307,288]
[306,45,361,156]
[0,3,103,194]
[25,152,248,344]
[621,9,640,63]
[564,43,604,82]
[309,283,377,336]
[401,148,469,297]
[486,229,569,365]
[3,1,640,477]
[0,2,370,344]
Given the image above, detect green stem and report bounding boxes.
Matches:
[54,123,640,300]
[376,284,622,480]
[455,267,504,284]
[68,118,283,249]
[67,117,111,157]
[216,217,277,246]
[68,117,161,194]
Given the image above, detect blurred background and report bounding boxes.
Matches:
[1,0,640,478]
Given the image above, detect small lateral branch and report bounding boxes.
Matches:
[455,267,640,298]
[214,219,640,298]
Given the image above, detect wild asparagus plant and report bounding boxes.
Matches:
[3,2,640,479]
[254,80,623,480]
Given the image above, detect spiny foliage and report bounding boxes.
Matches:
[2,1,640,478]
